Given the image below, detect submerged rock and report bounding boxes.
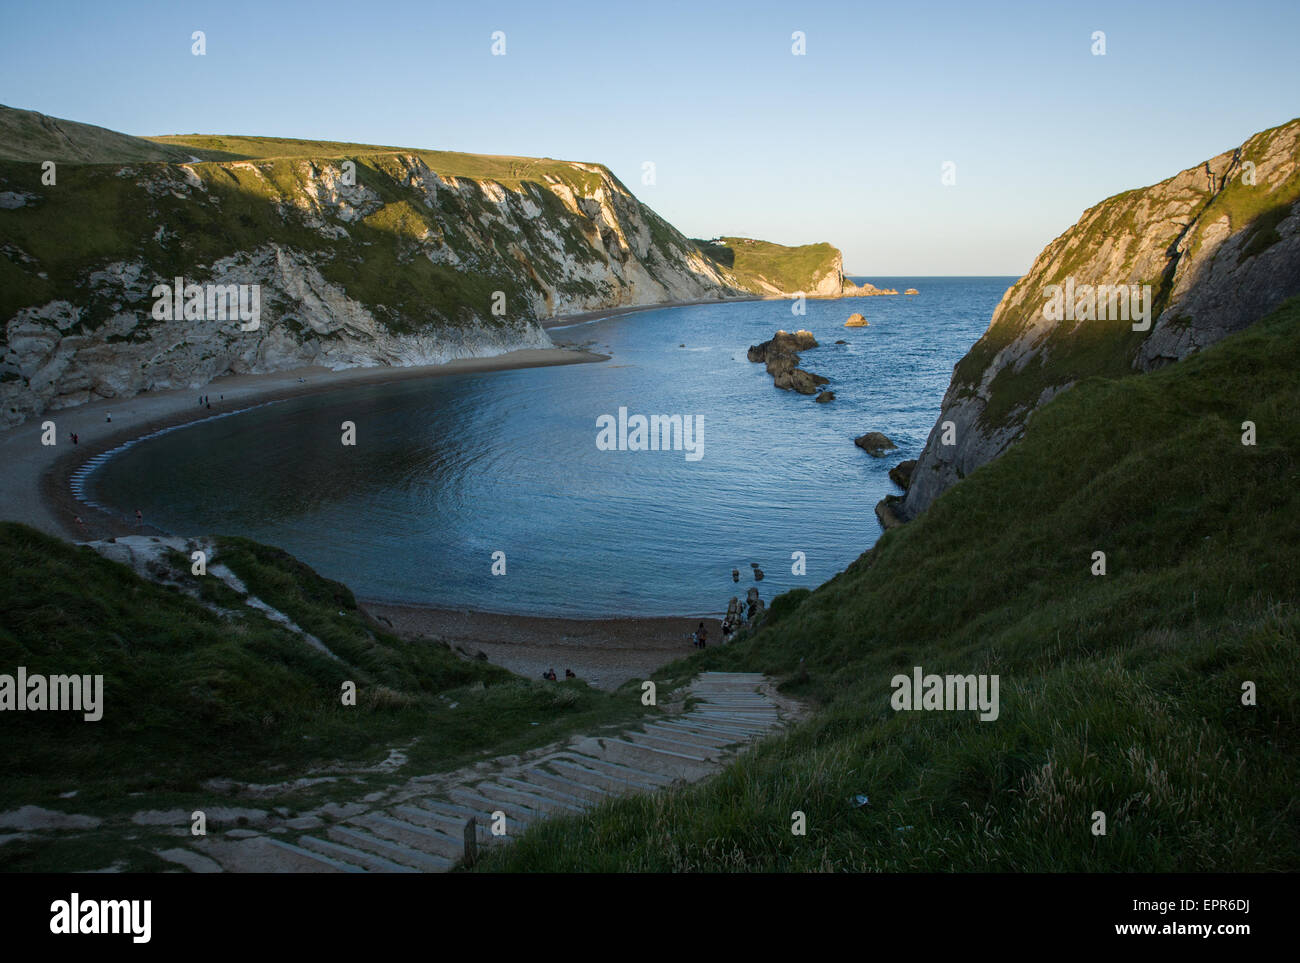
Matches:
[815,390,835,403]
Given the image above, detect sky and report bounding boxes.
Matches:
[2,0,1297,275]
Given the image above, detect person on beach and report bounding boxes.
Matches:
[135,508,143,526]
[565,668,576,679]
[106,411,111,422]
[70,432,78,445]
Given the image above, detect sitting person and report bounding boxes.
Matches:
[565,668,576,679]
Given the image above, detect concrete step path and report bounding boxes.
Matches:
[192,671,800,872]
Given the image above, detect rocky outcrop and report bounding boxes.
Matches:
[815,390,835,403]
[901,117,1300,521]
[844,313,869,327]
[854,432,897,456]
[843,280,899,296]
[905,288,919,295]
[747,329,829,395]
[888,459,917,489]
[875,495,905,529]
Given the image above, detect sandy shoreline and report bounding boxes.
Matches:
[364,603,721,691]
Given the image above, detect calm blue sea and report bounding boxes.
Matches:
[85,277,1014,617]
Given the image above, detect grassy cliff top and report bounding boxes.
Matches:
[0,106,616,194]
[149,133,614,191]
[694,236,841,293]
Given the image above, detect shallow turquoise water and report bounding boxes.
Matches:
[86,277,1013,616]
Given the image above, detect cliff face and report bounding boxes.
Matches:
[0,109,849,427]
[901,118,1300,521]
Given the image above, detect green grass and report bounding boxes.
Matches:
[0,526,653,869]
[694,236,840,294]
[149,134,611,193]
[476,296,1300,872]
[0,105,238,164]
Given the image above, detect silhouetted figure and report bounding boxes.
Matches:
[565,668,576,679]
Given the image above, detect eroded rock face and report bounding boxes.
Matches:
[901,118,1300,521]
[0,153,763,426]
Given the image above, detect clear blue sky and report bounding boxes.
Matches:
[3,0,1297,274]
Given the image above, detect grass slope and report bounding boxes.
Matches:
[0,527,649,869]
[478,296,1300,872]
[0,105,238,164]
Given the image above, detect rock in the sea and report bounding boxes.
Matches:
[844,313,869,327]
[875,494,906,529]
[855,432,898,456]
[773,367,829,394]
[731,568,740,582]
[754,568,764,581]
[748,329,828,395]
[835,339,848,344]
[842,280,899,296]
[888,459,917,489]
[905,288,919,295]
[815,390,835,403]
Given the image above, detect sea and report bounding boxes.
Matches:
[84,277,1015,617]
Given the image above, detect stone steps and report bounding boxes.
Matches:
[520,766,615,803]
[351,812,464,862]
[193,670,795,872]
[296,833,419,873]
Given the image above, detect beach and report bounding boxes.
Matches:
[363,603,720,690]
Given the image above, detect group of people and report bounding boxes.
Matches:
[690,589,763,648]
[198,393,222,409]
[541,668,576,681]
